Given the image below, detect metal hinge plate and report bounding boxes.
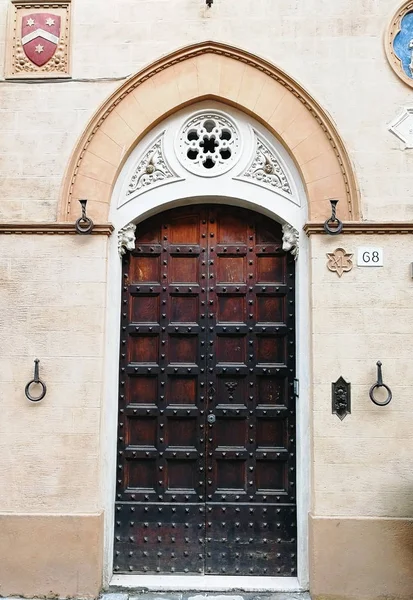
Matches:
[294,378,299,397]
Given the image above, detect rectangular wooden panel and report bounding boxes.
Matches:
[257,336,286,363]
[129,256,160,282]
[125,377,158,405]
[257,255,284,283]
[131,295,159,323]
[217,257,245,283]
[169,336,198,363]
[216,336,246,363]
[170,257,198,283]
[167,377,197,405]
[256,295,284,322]
[171,295,198,322]
[257,376,287,406]
[128,335,158,363]
[217,295,245,322]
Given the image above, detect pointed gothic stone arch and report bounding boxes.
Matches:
[58,41,360,222]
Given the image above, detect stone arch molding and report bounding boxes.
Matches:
[59,41,360,222]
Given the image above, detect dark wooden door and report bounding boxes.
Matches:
[114,205,296,576]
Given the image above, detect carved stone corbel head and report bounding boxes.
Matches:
[282,223,299,259]
[118,223,136,257]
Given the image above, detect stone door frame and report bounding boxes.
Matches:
[102,102,312,592]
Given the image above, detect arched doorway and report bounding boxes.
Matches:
[115,204,296,576]
[55,39,360,593]
[102,100,310,590]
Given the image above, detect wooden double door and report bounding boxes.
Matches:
[114,205,297,576]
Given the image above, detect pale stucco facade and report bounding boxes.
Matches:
[1,1,413,599]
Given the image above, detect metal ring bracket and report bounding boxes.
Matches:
[323,199,343,235]
[25,379,47,402]
[369,361,392,406]
[75,199,94,235]
[75,216,94,234]
[25,359,47,402]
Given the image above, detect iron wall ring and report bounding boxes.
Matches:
[75,216,94,235]
[369,383,392,406]
[25,379,47,402]
[323,218,344,235]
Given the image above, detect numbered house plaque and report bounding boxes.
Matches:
[357,247,384,267]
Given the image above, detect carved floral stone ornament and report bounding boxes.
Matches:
[326,248,354,277]
[118,223,136,257]
[237,131,292,196]
[385,0,413,88]
[176,110,241,176]
[5,0,71,79]
[125,133,180,201]
[282,224,299,259]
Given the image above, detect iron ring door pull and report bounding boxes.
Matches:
[25,359,47,402]
[75,216,94,234]
[369,361,392,406]
[75,199,94,235]
[323,199,343,235]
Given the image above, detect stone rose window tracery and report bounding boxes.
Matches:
[176,111,241,176]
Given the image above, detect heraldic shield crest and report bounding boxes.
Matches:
[21,13,61,67]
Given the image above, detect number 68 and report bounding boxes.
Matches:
[362,251,380,263]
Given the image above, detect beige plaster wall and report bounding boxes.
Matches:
[311,233,413,519]
[0,235,107,514]
[0,0,412,223]
[309,515,413,600]
[309,233,413,598]
[0,513,104,598]
[0,1,413,597]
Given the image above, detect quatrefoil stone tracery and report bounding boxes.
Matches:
[176,112,241,176]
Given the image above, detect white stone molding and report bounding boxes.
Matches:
[118,222,136,257]
[388,107,413,148]
[236,130,293,195]
[124,132,179,201]
[282,223,299,259]
[175,110,241,176]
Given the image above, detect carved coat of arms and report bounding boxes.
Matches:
[5,2,71,79]
[21,13,61,67]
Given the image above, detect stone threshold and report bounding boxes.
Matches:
[103,593,311,600]
[110,576,305,593]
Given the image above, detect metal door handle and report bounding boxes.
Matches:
[207,414,216,424]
